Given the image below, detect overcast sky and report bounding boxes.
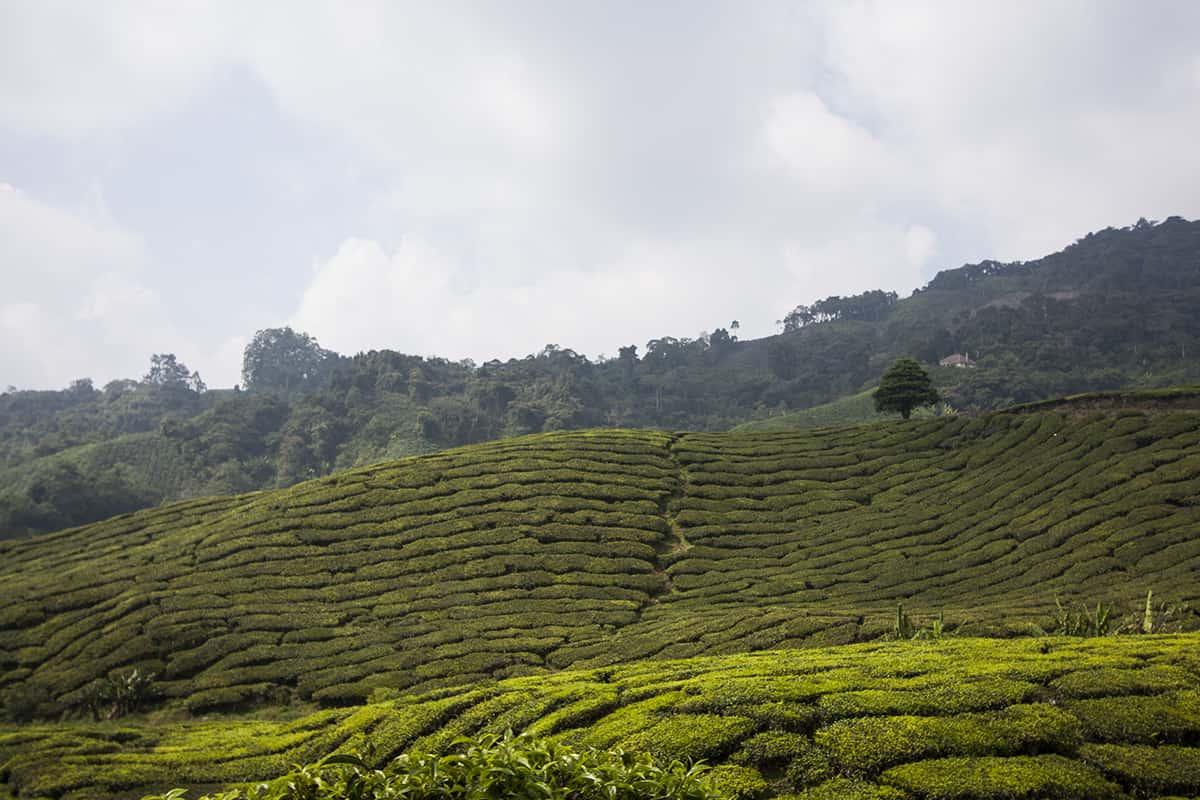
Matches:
[3,1,1199,389]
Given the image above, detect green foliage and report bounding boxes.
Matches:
[815,704,1081,774]
[784,742,836,787]
[791,777,907,800]
[705,765,767,800]
[0,680,53,722]
[1078,743,1200,796]
[1051,597,1118,637]
[873,358,940,420]
[2,635,1200,798]
[733,390,883,433]
[1068,690,1200,743]
[242,327,334,396]
[145,353,205,393]
[891,603,916,640]
[879,755,1124,800]
[80,669,157,720]
[144,731,718,800]
[4,411,1200,715]
[733,731,811,768]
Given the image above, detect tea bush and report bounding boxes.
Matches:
[141,731,718,800]
[5,415,1200,715]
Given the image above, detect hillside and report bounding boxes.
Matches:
[3,635,1200,799]
[3,404,1199,724]
[733,389,887,432]
[4,216,1200,539]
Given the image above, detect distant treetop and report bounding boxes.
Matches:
[242,327,335,395]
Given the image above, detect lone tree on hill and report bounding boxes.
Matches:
[874,357,939,419]
[242,327,332,395]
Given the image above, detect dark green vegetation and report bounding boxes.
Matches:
[3,216,1200,538]
[873,359,940,420]
[733,389,889,432]
[2,636,1200,799]
[3,406,1199,725]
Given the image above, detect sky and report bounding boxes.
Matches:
[2,1,1200,390]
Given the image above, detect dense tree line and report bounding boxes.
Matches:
[2,216,1199,538]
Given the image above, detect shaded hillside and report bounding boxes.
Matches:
[740,385,1200,434]
[3,407,1199,721]
[732,389,887,432]
[4,635,1200,799]
[4,216,1200,539]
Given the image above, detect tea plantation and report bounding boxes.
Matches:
[3,636,1200,799]
[2,404,1200,798]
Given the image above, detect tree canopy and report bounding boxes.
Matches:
[144,354,205,393]
[242,327,334,395]
[874,357,940,419]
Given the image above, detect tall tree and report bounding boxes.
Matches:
[143,354,195,389]
[874,358,940,419]
[242,327,332,395]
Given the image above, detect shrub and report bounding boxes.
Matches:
[784,742,836,788]
[789,777,908,800]
[79,669,158,720]
[879,755,1124,800]
[816,704,1081,774]
[733,730,811,767]
[705,765,768,800]
[143,730,718,800]
[1078,743,1200,796]
[1067,690,1200,743]
[1,679,54,722]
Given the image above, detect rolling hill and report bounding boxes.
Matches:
[3,401,1199,724]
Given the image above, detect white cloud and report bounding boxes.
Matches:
[0,2,230,137]
[2,2,1200,390]
[764,92,895,193]
[0,182,189,387]
[817,0,1200,259]
[905,225,938,270]
[474,54,562,153]
[783,221,929,305]
[291,233,787,363]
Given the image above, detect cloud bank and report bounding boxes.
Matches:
[2,1,1199,388]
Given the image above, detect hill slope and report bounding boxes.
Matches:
[5,216,1200,539]
[3,635,1200,799]
[3,405,1199,720]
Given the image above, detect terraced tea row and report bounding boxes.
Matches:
[3,635,1199,799]
[665,411,1200,612]
[3,411,1200,717]
[1,430,684,714]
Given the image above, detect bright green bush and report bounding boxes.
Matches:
[1078,742,1200,795]
[1067,689,1200,743]
[142,731,718,800]
[784,742,836,788]
[705,765,768,800]
[878,755,1124,800]
[789,777,907,800]
[619,713,755,763]
[733,730,811,767]
[816,704,1081,774]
